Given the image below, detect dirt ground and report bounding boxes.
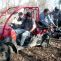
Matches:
[11,38,61,61]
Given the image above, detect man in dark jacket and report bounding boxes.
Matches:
[15,12,36,46]
[51,7,60,26]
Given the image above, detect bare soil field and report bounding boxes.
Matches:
[11,38,61,61]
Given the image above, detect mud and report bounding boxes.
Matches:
[11,38,61,61]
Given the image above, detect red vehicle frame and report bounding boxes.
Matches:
[0,6,47,41]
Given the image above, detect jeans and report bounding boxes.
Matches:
[41,21,49,27]
[15,28,30,46]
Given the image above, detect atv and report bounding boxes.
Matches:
[0,6,50,61]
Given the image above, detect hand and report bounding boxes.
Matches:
[53,24,57,28]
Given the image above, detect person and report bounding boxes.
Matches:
[39,9,56,47]
[15,12,36,46]
[51,7,61,27]
[17,12,24,21]
[11,12,24,29]
[39,8,55,27]
[51,7,60,26]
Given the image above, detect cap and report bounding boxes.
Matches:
[25,12,32,17]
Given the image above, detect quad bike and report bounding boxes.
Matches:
[47,24,61,39]
[9,6,49,47]
[50,27,61,39]
[15,25,49,47]
[0,6,50,61]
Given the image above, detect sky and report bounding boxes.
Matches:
[0,0,29,9]
[0,0,60,10]
[46,0,59,11]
